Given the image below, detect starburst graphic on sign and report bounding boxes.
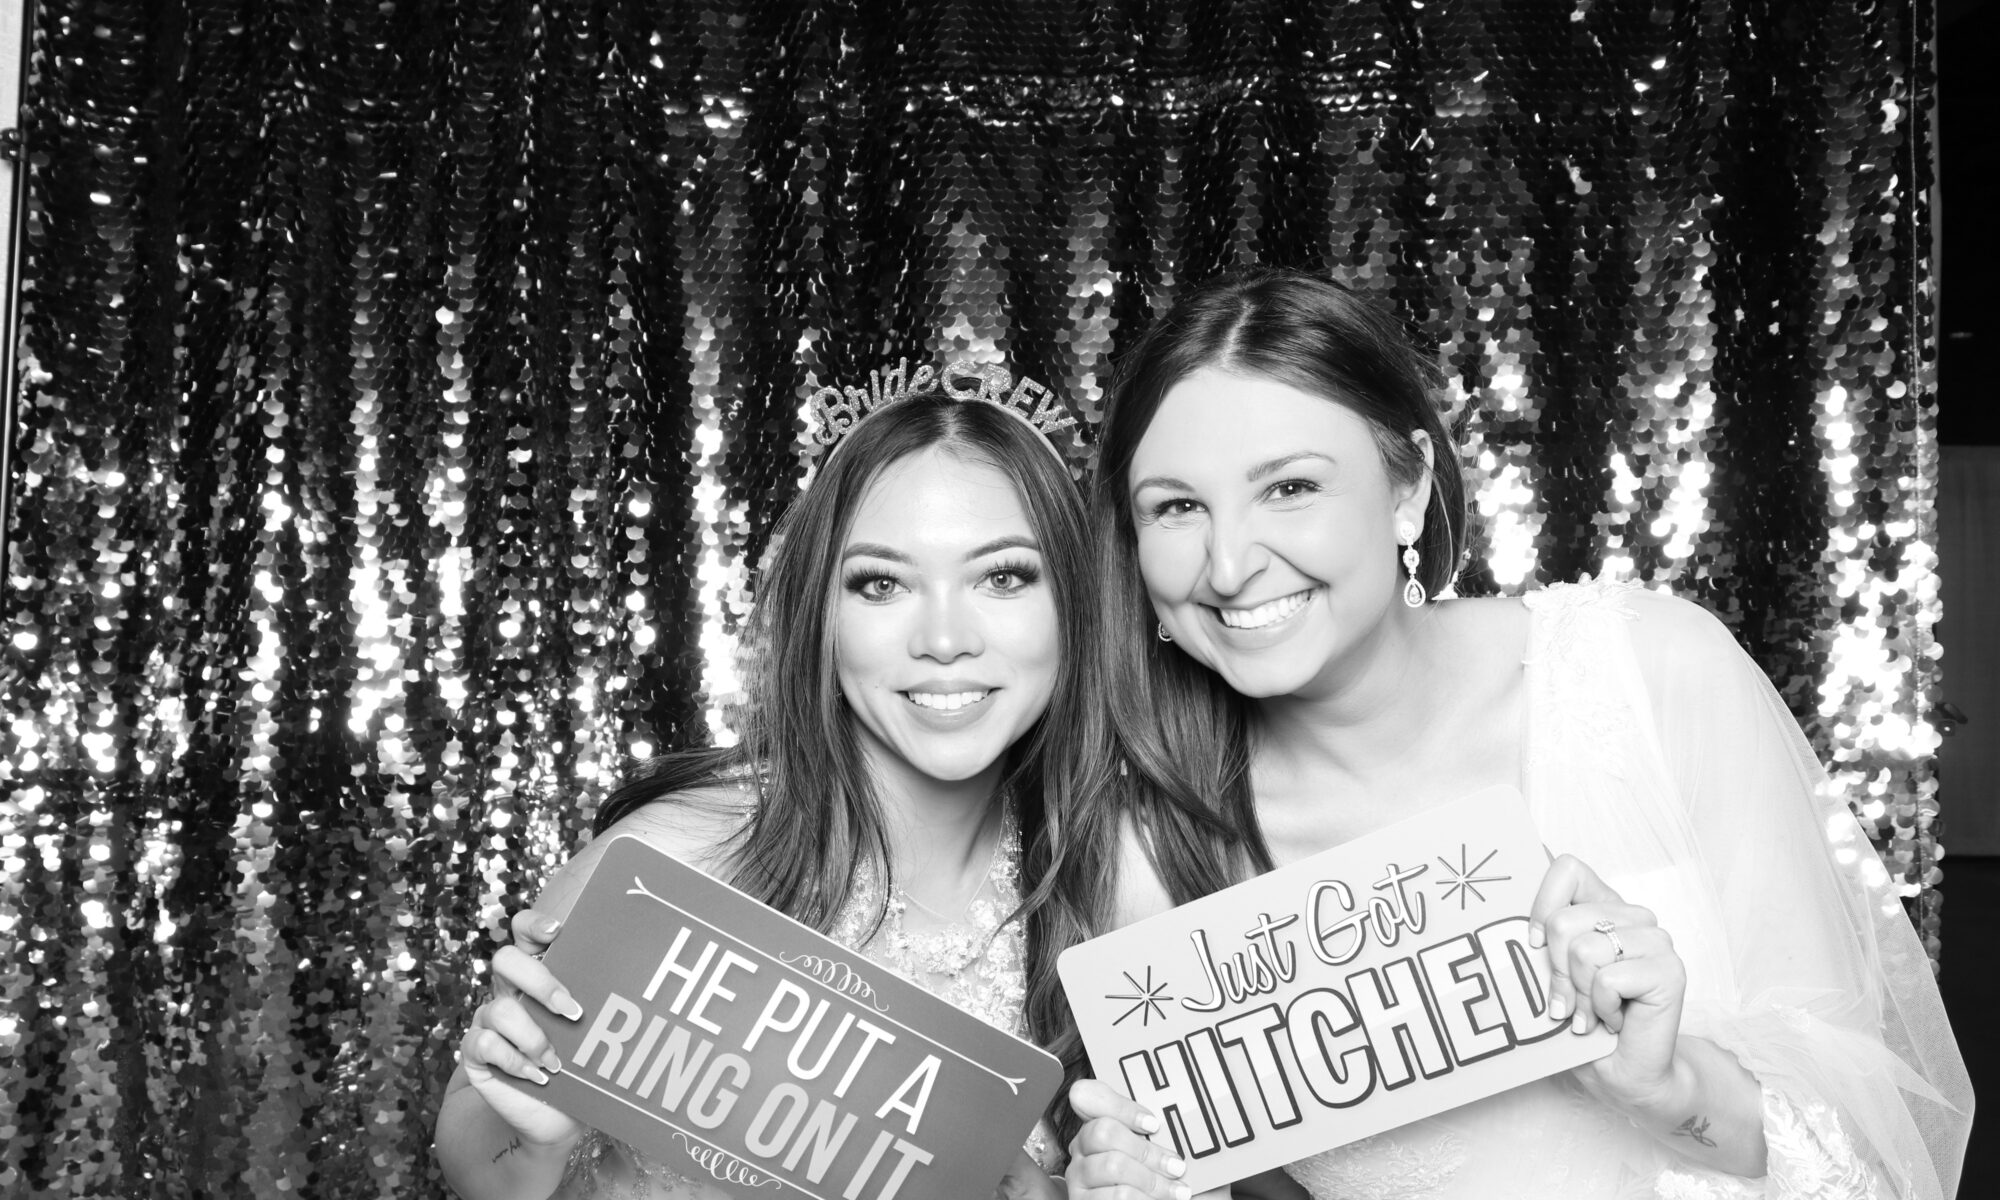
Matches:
[1106,967,1173,1027]
[1436,844,1510,909]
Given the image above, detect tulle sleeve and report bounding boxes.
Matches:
[1618,588,1972,1199]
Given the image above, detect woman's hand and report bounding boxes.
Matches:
[1063,1079,1193,1200]
[1529,855,1768,1176]
[1529,854,1687,1113]
[457,908,590,1147]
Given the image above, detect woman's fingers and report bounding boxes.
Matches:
[510,907,563,951]
[1571,923,1674,1030]
[1068,1117,1187,1179]
[463,997,563,1085]
[1530,857,1691,1107]
[1587,934,1685,1026]
[1064,1081,1188,1200]
[1068,1079,1164,1136]
[1527,854,1626,942]
[491,943,585,1022]
[1063,1124,1190,1200]
[1579,947,1688,1104]
[1542,900,1659,1031]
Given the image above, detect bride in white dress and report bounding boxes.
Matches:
[1058,269,1969,1200]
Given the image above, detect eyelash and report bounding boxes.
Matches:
[983,558,1042,593]
[1144,479,1318,521]
[841,560,1044,600]
[843,569,903,600]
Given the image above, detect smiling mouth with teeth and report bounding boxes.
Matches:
[906,690,992,711]
[1214,590,1313,630]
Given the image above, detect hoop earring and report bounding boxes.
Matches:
[1398,520,1427,608]
[1157,622,1173,643]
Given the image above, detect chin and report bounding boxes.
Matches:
[904,746,1007,785]
[1209,658,1321,700]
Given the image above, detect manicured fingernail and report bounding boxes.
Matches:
[539,917,563,937]
[541,1049,562,1073]
[1137,1111,1162,1135]
[1549,993,1567,1020]
[1528,925,1545,949]
[1571,1011,1588,1035]
[525,1065,550,1086]
[1164,1156,1187,1178]
[1173,1186,1191,1200]
[554,989,584,1021]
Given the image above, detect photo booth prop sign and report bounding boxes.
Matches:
[502,836,1061,1200]
[1058,786,1614,1191]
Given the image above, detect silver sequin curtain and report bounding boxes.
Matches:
[0,1,1940,1195]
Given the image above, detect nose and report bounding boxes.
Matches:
[910,590,983,662]
[1204,509,1271,599]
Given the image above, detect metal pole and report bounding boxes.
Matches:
[0,0,33,609]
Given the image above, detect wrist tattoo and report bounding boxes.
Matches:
[492,1135,524,1163]
[1672,1115,1717,1148]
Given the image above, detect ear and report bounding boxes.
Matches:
[1393,430,1434,537]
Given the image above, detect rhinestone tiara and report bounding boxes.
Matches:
[804,359,1079,472]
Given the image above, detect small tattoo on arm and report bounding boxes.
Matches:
[1672,1115,1717,1148]
[491,1136,524,1163]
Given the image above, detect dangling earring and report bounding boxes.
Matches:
[1157,622,1173,643]
[1397,520,1427,608]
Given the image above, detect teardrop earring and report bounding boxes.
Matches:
[1397,520,1427,608]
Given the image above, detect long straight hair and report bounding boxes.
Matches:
[595,395,1111,958]
[1092,267,1467,900]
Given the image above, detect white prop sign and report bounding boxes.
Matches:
[1058,787,1614,1191]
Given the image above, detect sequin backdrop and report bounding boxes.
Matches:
[0,0,1940,1195]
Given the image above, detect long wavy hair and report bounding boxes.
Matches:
[1030,269,1471,1147]
[594,393,1111,974]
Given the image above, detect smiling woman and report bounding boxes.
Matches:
[433,374,1105,1200]
[835,450,1061,796]
[1130,369,1430,702]
[1058,268,1970,1200]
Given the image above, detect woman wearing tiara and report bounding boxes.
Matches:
[1054,269,1969,1199]
[433,363,1102,1199]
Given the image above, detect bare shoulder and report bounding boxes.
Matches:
[530,780,757,922]
[614,778,758,869]
[1109,814,1177,930]
[1436,592,1531,639]
[1432,593,1533,681]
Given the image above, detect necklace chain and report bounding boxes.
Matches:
[894,803,1012,922]
[829,801,1025,1011]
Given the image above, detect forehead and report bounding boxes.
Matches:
[1134,366,1378,470]
[845,447,1035,547]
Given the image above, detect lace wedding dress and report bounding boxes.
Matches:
[560,806,1049,1198]
[1281,582,1970,1200]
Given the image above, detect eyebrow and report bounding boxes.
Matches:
[1130,452,1336,497]
[1247,451,1336,481]
[840,534,1041,564]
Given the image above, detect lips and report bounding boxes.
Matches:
[1213,589,1313,630]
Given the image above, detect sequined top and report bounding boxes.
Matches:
[560,804,1050,1198]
